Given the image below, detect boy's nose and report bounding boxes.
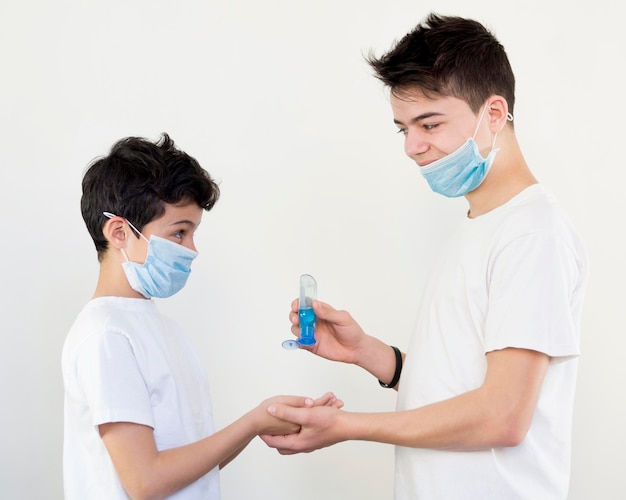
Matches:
[404,131,429,158]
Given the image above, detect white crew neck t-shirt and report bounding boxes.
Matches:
[395,184,588,499]
[62,296,220,499]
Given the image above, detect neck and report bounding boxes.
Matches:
[93,255,147,299]
[465,132,538,218]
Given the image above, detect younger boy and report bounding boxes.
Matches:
[62,133,340,499]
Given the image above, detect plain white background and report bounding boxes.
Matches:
[1,0,624,498]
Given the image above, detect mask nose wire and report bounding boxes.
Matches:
[102,211,150,243]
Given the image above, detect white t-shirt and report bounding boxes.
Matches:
[62,297,220,499]
[395,184,588,500]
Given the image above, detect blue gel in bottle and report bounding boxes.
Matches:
[297,274,317,346]
[298,306,316,346]
[282,274,317,350]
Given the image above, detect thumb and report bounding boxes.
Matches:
[312,299,334,319]
[313,300,351,326]
[267,403,306,424]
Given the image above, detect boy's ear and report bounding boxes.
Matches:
[102,216,129,250]
[487,95,509,133]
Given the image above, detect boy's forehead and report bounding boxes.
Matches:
[157,202,203,225]
[391,89,463,109]
[390,91,469,118]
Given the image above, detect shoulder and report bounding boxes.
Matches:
[469,185,587,276]
[488,185,582,245]
[63,298,159,361]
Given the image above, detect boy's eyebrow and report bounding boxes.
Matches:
[169,219,200,229]
[394,111,444,126]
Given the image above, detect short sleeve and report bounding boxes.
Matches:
[76,331,155,429]
[484,231,581,359]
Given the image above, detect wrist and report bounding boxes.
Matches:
[378,346,402,388]
[355,336,402,384]
[353,334,381,369]
[243,405,267,438]
[339,410,372,443]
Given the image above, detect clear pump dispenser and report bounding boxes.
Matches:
[282,274,317,350]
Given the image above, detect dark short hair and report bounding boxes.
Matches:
[367,13,515,115]
[81,133,220,260]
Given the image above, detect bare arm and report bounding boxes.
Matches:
[262,348,549,453]
[218,439,253,470]
[100,393,342,500]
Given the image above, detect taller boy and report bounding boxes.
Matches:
[262,14,588,500]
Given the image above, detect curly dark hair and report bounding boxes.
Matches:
[81,133,220,260]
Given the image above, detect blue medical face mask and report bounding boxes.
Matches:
[103,212,198,298]
[419,105,499,198]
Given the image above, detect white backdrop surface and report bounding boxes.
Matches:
[1,0,623,499]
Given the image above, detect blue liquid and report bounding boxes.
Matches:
[298,307,316,345]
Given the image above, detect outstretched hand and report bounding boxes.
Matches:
[256,392,343,436]
[259,401,346,455]
[290,299,367,364]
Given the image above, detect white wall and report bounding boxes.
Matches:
[1,1,623,498]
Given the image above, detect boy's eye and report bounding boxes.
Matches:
[396,128,407,135]
[174,230,184,239]
[423,123,438,131]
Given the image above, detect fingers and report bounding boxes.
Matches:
[281,422,302,435]
[311,392,333,407]
[291,299,344,325]
[270,395,313,408]
[267,393,341,412]
[311,299,333,318]
[267,403,303,424]
[259,434,300,455]
[313,299,353,326]
[331,397,344,409]
[291,396,314,408]
[259,433,286,447]
[289,298,299,326]
[277,449,299,456]
[311,392,344,409]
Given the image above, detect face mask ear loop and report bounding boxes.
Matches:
[103,211,149,243]
[491,132,499,151]
[120,248,131,263]
[472,104,490,140]
[124,220,149,243]
[489,112,512,151]
[491,110,513,151]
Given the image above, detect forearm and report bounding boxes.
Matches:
[102,411,259,500]
[155,412,258,492]
[345,388,522,451]
[266,388,515,455]
[265,348,548,455]
[354,335,404,389]
[103,394,328,499]
[346,350,546,450]
[219,437,253,469]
